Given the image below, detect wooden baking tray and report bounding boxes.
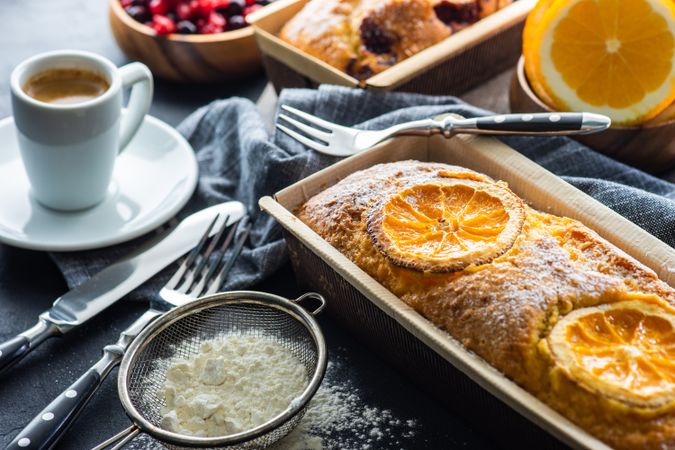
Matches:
[250,0,534,95]
[259,131,675,449]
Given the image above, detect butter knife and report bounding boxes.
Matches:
[0,201,246,375]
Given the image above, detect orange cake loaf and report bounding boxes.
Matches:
[296,160,675,450]
[279,0,512,80]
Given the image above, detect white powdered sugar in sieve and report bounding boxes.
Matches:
[125,351,419,450]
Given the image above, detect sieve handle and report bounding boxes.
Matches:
[7,350,121,450]
[294,292,326,315]
[91,425,140,450]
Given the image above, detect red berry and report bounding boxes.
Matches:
[208,11,226,27]
[149,0,169,15]
[242,5,263,17]
[201,23,222,33]
[121,0,135,7]
[152,14,176,34]
[197,0,216,15]
[243,3,262,16]
[245,0,255,5]
[188,0,203,17]
[176,2,194,19]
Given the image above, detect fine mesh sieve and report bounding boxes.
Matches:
[94,290,327,450]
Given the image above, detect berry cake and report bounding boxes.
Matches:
[279,0,513,80]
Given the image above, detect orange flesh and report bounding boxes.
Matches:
[566,307,675,397]
[382,184,508,258]
[550,0,674,109]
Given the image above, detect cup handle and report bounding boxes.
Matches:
[117,62,153,153]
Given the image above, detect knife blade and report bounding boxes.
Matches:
[0,201,246,375]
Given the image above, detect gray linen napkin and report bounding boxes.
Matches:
[50,85,675,301]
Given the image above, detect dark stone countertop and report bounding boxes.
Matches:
[0,1,498,449]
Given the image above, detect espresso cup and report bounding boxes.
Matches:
[10,50,153,211]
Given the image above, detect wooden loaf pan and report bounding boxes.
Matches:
[260,131,675,449]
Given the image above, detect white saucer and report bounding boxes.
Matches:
[0,115,198,251]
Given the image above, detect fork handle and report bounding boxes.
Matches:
[7,350,121,450]
[448,112,610,136]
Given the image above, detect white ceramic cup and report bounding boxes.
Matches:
[10,50,153,211]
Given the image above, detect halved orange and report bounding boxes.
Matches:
[366,179,525,273]
[549,299,675,409]
[525,0,675,125]
[523,0,559,108]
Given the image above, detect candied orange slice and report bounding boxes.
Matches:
[366,179,525,273]
[525,0,675,125]
[549,299,675,408]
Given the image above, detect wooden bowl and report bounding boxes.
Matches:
[109,0,262,83]
[509,56,675,173]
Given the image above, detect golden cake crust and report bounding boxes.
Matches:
[296,160,675,450]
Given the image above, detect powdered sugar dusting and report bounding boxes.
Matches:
[124,354,418,449]
[271,357,418,450]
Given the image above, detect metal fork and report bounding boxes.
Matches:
[8,214,252,450]
[277,104,611,156]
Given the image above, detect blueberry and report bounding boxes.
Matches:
[125,5,151,22]
[228,14,246,29]
[359,17,396,54]
[176,20,198,34]
[225,0,245,16]
[255,0,270,5]
[121,0,146,6]
[166,12,178,23]
[433,1,479,25]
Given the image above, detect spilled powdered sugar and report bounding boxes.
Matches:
[125,353,418,449]
[270,364,418,450]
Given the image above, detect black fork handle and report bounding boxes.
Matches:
[448,112,611,135]
[7,349,121,450]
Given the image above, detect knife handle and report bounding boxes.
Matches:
[0,319,58,376]
[0,336,29,374]
[7,349,121,450]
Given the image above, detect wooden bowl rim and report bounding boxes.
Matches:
[514,56,675,130]
[109,0,254,43]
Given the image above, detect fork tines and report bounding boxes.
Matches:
[277,105,335,152]
[165,214,251,298]
[203,215,251,296]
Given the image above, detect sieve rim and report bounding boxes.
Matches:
[117,290,328,448]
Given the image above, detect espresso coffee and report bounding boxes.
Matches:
[23,69,109,105]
